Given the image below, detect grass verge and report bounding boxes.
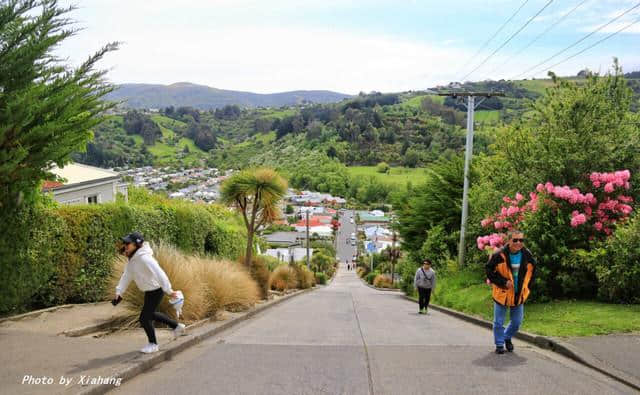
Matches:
[413,268,640,337]
[346,166,429,188]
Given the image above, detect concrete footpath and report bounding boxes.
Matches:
[364,278,640,391]
[0,288,316,395]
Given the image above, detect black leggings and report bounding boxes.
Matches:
[140,288,177,344]
[418,287,432,310]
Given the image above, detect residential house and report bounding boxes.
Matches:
[358,211,391,226]
[265,247,314,263]
[263,231,302,247]
[44,162,126,205]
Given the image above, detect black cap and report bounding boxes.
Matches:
[121,231,144,245]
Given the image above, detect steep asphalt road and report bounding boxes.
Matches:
[113,264,633,394]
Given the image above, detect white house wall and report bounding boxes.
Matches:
[53,181,116,205]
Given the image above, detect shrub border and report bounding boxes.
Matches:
[357,273,401,292]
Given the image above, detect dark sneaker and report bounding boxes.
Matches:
[505,339,514,352]
[495,346,505,354]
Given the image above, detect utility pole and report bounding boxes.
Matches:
[390,231,399,285]
[438,92,504,266]
[306,210,310,268]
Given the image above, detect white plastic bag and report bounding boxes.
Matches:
[169,290,184,319]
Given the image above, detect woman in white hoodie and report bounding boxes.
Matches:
[113,232,185,354]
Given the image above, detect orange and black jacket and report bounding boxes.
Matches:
[485,247,536,307]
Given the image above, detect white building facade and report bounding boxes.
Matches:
[45,163,126,205]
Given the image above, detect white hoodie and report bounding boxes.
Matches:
[116,242,173,296]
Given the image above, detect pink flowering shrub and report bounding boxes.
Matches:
[476,170,635,300]
[477,170,633,252]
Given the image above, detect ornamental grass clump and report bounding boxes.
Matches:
[270,265,298,291]
[292,264,315,289]
[240,255,272,299]
[198,257,260,312]
[109,242,259,322]
[373,274,393,288]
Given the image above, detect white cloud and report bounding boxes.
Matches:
[58,24,471,94]
[53,0,640,93]
[581,17,640,34]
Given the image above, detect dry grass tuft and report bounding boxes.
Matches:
[270,265,298,291]
[108,242,259,322]
[291,264,315,289]
[373,274,393,288]
[241,255,272,299]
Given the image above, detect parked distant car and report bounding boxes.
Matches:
[351,240,356,246]
[349,219,354,224]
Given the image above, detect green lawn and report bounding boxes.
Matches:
[401,95,428,109]
[148,142,175,158]
[347,166,430,187]
[131,134,144,146]
[254,131,276,144]
[515,79,555,95]
[256,108,297,119]
[422,269,640,337]
[474,110,500,123]
[515,77,587,96]
[178,137,204,154]
[398,94,444,110]
[150,114,187,128]
[142,114,204,162]
[148,139,203,160]
[158,124,175,139]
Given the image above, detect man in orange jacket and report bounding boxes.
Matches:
[486,230,536,354]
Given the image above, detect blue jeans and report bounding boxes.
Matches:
[493,302,524,347]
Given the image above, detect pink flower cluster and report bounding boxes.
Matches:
[570,211,587,227]
[590,170,630,192]
[480,192,539,233]
[476,233,506,251]
[477,170,634,250]
[536,182,596,205]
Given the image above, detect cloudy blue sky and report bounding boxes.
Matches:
[56,0,640,94]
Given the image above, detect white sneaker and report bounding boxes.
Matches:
[173,323,186,338]
[140,343,159,354]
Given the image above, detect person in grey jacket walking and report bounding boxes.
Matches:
[113,232,186,354]
[414,258,436,314]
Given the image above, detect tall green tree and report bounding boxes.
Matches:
[397,154,465,255]
[0,0,117,314]
[0,0,118,211]
[494,62,640,193]
[221,168,288,267]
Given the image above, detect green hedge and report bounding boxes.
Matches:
[1,192,246,315]
[315,272,327,285]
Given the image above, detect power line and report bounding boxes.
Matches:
[491,0,589,76]
[456,0,530,80]
[460,0,555,82]
[511,2,640,80]
[532,15,640,76]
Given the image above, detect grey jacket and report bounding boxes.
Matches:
[414,267,436,289]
